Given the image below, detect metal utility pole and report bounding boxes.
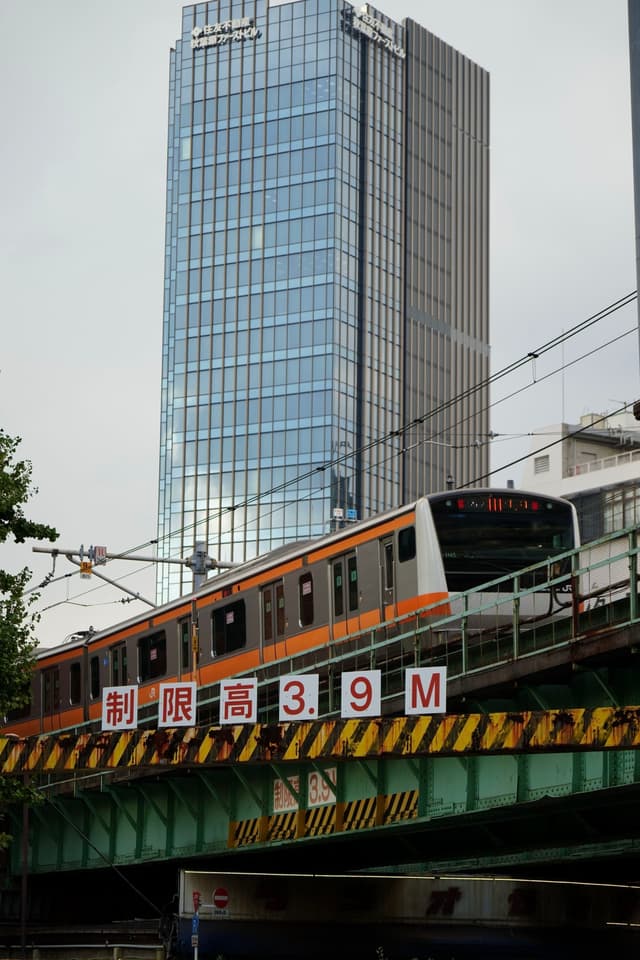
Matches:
[32,543,239,606]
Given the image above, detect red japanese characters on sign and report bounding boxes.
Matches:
[273,775,299,813]
[219,678,257,724]
[98,669,449,732]
[159,682,197,727]
[278,674,319,721]
[102,685,138,730]
[272,767,337,813]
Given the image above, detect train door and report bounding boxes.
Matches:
[330,552,359,640]
[261,579,286,661]
[380,536,396,621]
[41,665,60,732]
[111,642,128,686]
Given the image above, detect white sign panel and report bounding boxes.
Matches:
[273,768,337,812]
[308,767,336,807]
[340,670,381,718]
[279,674,319,721]
[102,685,138,730]
[273,774,299,813]
[220,678,258,724]
[159,682,197,727]
[404,667,447,715]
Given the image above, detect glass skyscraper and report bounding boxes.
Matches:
[157,0,489,601]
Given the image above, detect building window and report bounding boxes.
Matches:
[534,455,550,475]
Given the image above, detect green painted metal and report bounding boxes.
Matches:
[6,532,640,879]
[185,526,640,723]
[10,744,640,877]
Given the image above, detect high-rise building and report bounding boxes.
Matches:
[157,0,489,601]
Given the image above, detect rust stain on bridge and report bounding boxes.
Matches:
[2,707,640,774]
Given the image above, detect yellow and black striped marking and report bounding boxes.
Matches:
[3,707,640,775]
[267,811,298,842]
[305,803,335,837]
[228,788,419,848]
[384,789,418,823]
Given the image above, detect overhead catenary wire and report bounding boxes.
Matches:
[149,289,638,551]
[30,290,638,614]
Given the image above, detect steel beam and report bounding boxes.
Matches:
[5,707,640,775]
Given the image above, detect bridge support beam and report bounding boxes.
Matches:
[9,746,640,878]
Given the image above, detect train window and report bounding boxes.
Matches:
[90,656,100,700]
[212,600,246,656]
[347,556,358,611]
[180,620,191,671]
[277,584,285,635]
[262,587,274,644]
[383,540,394,590]
[262,583,285,645]
[69,663,81,705]
[138,632,167,683]
[299,573,314,626]
[399,526,416,562]
[42,667,60,714]
[333,561,344,616]
[111,642,128,687]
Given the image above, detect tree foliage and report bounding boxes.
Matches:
[0,430,58,846]
[0,430,58,716]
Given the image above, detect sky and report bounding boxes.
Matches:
[0,0,637,647]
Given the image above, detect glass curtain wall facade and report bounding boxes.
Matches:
[157,0,489,601]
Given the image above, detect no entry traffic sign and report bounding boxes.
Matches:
[213,887,229,911]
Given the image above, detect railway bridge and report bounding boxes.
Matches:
[3,528,640,944]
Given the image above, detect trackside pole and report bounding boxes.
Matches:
[192,890,200,960]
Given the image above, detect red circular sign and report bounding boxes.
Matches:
[213,887,229,909]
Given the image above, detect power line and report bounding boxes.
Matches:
[32,290,638,614]
[153,290,637,550]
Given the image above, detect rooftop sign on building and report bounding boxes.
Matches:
[349,4,405,59]
[191,19,261,49]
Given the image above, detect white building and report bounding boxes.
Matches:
[520,411,640,543]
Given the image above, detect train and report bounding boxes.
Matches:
[1,488,580,738]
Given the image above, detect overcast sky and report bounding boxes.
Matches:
[0,0,636,646]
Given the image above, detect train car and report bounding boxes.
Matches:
[1,489,579,738]
[428,489,580,622]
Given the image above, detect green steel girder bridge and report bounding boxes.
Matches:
[5,526,640,884]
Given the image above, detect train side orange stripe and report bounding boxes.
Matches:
[306,511,416,564]
[153,603,191,626]
[397,593,450,617]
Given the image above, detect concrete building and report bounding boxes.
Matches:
[520,410,640,542]
[157,0,490,600]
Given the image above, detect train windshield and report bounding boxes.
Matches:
[429,492,577,592]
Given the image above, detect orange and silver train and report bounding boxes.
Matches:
[2,489,579,738]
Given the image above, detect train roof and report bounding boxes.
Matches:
[33,487,574,660]
[33,497,421,661]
